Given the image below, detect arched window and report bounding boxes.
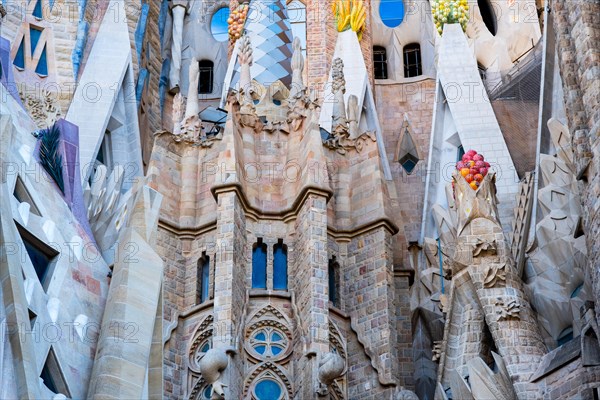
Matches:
[478,0,498,36]
[197,253,210,304]
[198,60,214,94]
[252,239,267,289]
[328,256,340,307]
[403,43,422,78]
[273,240,288,290]
[373,46,388,80]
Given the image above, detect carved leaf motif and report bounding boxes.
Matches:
[472,238,497,257]
[483,263,506,288]
[495,297,521,321]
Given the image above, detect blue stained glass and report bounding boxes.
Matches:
[255,379,282,400]
[379,0,405,28]
[271,346,282,355]
[14,40,25,69]
[200,342,210,353]
[211,7,229,42]
[203,385,212,399]
[271,332,282,342]
[273,243,287,290]
[32,0,43,19]
[252,242,267,289]
[35,45,48,76]
[255,332,266,341]
[254,345,266,354]
[401,158,417,174]
[30,27,43,52]
[201,256,210,302]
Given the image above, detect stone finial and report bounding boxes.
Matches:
[185,57,200,119]
[347,95,359,139]
[290,37,305,99]
[316,351,345,395]
[395,388,419,400]
[199,349,229,399]
[238,35,254,103]
[453,171,501,235]
[331,57,347,128]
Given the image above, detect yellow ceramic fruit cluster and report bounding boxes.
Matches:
[431,0,469,35]
[332,0,367,40]
[228,2,249,42]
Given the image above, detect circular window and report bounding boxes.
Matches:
[249,327,288,359]
[199,385,213,400]
[254,379,283,400]
[379,0,405,28]
[211,7,230,42]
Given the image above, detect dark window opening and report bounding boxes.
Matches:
[328,256,340,307]
[457,145,465,162]
[252,239,267,289]
[40,348,70,397]
[373,46,388,79]
[198,60,214,94]
[197,253,210,304]
[14,40,25,70]
[478,0,498,36]
[14,176,42,216]
[17,224,59,289]
[29,309,37,330]
[403,43,422,78]
[273,240,288,291]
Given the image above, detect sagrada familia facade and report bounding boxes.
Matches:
[0,0,599,399]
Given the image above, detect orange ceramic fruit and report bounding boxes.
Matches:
[460,168,470,177]
[474,173,484,182]
[470,181,479,190]
[465,174,474,183]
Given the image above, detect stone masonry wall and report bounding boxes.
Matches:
[552,0,600,331]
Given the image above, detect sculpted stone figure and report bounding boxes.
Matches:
[199,349,229,399]
[168,1,189,93]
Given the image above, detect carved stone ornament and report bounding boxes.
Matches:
[316,351,345,396]
[21,88,62,129]
[453,171,501,235]
[323,58,377,155]
[494,297,521,321]
[482,263,507,288]
[198,349,229,399]
[432,341,443,362]
[472,238,497,257]
[168,82,222,148]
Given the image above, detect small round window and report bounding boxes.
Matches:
[379,0,405,28]
[211,7,230,42]
[254,379,283,400]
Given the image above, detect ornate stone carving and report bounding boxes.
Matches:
[432,341,443,362]
[21,89,62,129]
[452,171,501,235]
[198,349,229,399]
[316,351,345,396]
[168,1,189,92]
[482,263,507,288]
[494,297,521,321]
[290,37,304,100]
[472,238,497,257]
[166,62,222,147]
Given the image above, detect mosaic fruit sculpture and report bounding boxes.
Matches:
[332,0,367,40]
[228,2,249,42]
[455,149,491,190]
[431,0,469,35]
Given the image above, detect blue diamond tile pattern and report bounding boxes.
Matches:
[231,0,294,88]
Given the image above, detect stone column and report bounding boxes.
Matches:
[292,193,330,398]
[169,2,188,93]
[213,192,246,399]
[452,173,546,399]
